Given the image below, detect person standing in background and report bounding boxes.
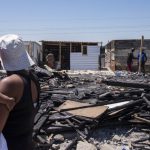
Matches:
[46,53,56,69]
[127,48,136,72]
[138,49,147,74]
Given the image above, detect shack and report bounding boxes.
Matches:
[105,39,150,72]
[41,41,101,70]
[24,41,42,65]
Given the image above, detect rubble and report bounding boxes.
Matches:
[33,68,150,150]
[76,141,97,150]
[30,68,150,150]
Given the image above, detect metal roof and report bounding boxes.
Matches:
[40,40,99,44]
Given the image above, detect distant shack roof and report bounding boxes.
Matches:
[24,41,41,46]
[40,40,99,45]
[105,39,150,50]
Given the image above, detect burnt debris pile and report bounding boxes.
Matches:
[33,68,150,150]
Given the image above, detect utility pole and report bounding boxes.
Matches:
[138,36,144,73]
[100,41,103,47]
[99,41,103,70]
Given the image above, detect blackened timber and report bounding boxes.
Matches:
[131,143,150,149]
[102,79,150,89]
[142,94,150,107]
[64,138,78,150]
[134,114,150,125]
[48,115,74,121]
[45,126,74,133]
[98,92,112,99]
[138,113,150,118]
[118,89,144,96]
[66,119,87,140]
[71,117,82,124]
[108,107,139,120]
[42,90,74,95]
[34,115,48,133]
[74,115,94,123]
[118,109,139,121]
[133,136,150,143]
[36,135,47,144]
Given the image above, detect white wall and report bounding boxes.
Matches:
[24,41,42,65]
[32,42,42,64]
[70,46,100,70]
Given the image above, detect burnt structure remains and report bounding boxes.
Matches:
[31,67,150,150]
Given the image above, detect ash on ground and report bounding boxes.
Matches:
[33,68,150,150]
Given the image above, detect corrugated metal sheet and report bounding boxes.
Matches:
[70,46,100,70]
[41,40,99,44]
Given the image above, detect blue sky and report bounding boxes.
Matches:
[0,0,150,45]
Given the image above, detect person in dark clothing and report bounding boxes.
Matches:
[138,49,147,74]
[127,48,136,72]
[0,34,39,150]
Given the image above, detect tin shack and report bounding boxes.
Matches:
[41,41,101,70]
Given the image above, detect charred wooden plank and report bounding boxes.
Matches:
[74,115,95,123]
[45,126,74,133]
[102,79,150,89]
[98,92,113,100]
[42,90,74,95]
[48,115,74,121]
[141,94,150,107]
[66,119,87,141]
[133,136,150,143]
[134,114,150,125]
[118,110,139,121]
[34,115,48,133]
[117,89,144,97]
[36,135,47,144]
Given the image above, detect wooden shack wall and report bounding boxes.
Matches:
[105,39,150,72]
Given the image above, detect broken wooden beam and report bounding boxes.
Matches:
[141,93,150,107]
[134,114,150,125]
[102,79,150,89]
